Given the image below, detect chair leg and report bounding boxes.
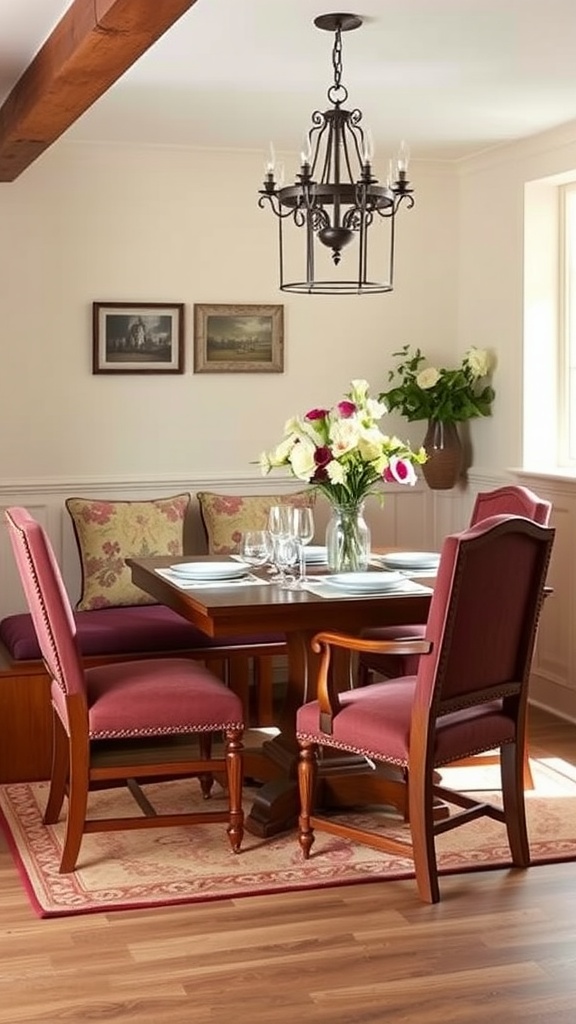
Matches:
[408,766,440,904]
[224,728,244,853]
[297,740,317,859]
[522,747,535,790]
[449,743,534,788]
[43,711,69,825]
[500,742,530,867]
[198,732,214,799]
[59,732,90,873]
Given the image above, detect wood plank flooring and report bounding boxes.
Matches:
[0,707,574,1024]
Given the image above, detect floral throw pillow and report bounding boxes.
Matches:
[66,494,191,610]
[197,491,315,554]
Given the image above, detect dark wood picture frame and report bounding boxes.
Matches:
[193,303,284,373]
[92,302,185,374]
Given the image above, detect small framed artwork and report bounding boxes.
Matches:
[92,302,185,374]
[193,303,284,373]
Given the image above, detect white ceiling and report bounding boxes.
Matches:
[3,0,576,163]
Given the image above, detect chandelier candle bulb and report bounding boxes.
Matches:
[396,140,410,174]
[362,128,374,165]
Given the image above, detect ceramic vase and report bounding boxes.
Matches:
[421,419,463,490]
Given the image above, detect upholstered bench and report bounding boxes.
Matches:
[0,605,286,783]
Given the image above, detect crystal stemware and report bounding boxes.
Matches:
[239,529,272,570]
[267,504,294,580]
[291,506,314,582]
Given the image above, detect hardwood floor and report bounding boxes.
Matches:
[0,707,575,1024]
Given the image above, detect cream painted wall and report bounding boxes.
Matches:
[0,143,457,483]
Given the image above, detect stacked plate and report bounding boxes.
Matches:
[379,551,440,572]
[322,571,405,594]
[168,561,250,582]
[303,545,328,565]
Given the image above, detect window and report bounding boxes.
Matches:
[560,184,576,465]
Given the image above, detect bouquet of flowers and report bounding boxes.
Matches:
[380,345,495,423]
[258,379,426,571]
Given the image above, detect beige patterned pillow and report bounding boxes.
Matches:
[66,494,191,610]
[197,491,315,554]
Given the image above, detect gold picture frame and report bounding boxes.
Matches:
[193,303,284,373]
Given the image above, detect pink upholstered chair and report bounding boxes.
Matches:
[359,485,552,684]
[5,507,244,873]
[296,514,555,903]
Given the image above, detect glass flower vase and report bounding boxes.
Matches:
[325,502,371,573]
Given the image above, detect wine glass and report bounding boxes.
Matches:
[267,505,294,580]
[239,530,272,571]
[291,506,315,582]
[274,534,300,589]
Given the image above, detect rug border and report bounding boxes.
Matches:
[2,770,576,919]
[2,800,575,919]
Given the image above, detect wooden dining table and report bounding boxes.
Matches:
[127,555,434,836]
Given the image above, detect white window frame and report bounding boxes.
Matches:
[560,184,576,467]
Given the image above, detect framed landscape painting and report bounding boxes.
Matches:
[93,302,184,374]
[193,303,284,373]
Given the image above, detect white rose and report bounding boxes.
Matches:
[464,347,490,377]
[416,367,441,390]
[289,439,317,481]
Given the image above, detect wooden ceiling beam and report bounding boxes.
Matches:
[0,0,199,181]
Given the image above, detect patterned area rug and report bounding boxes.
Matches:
[1,757,575,917]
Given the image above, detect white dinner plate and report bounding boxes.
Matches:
[169,561,250,580]
[304,545,328,563]
[322,571,405,593]
[380,551,440,571]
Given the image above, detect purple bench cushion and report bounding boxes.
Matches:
[0,605,285,662]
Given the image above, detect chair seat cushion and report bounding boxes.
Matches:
[296,679,517,767]
[0,606,285,661]
[84,659,244,739]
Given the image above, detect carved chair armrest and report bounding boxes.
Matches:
[310,632,432,731]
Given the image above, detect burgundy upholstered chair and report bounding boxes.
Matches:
[359,485,552,684]
[5,507,244,873]
[296,514,554,903]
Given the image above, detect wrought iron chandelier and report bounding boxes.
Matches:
[258,13,414,295]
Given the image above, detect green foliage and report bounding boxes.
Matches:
[379,345,495,423]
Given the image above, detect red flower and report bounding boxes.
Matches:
[314,446,332,469]
[336,400,356,418]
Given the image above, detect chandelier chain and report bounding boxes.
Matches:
[332,25,343,90]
